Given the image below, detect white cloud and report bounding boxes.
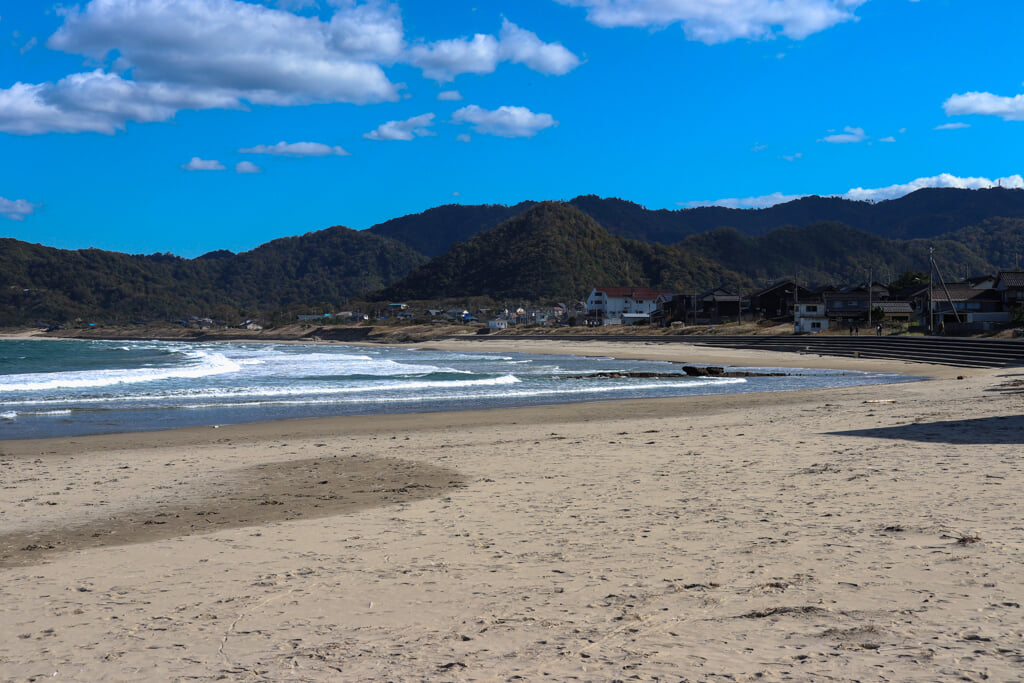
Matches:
[0,0,404,134]
[456,133,471,142]
[2,2,583,135]
[555,0,867,44]
[934,122,969,130]
[0,70,241,135]
[182,157,225,171]
[240,141,350,156]
[844,173,1024,202]
[364,112,436,140]
[878,136,895,142]
[686,173,1024,209]
[782,152,803,161]
[821,126,866,143]
[497,19,581,75]
[0,196,39,221]
[327,0,405,63]
[683,191,804,209]
[19,36,38,54]
[943,91,1024,121]
[235,161,261,173]
[451,105,556,138]
[408,20,580,81]
[437,90,463,101]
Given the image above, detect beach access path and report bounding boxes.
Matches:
[1,340,1022,681]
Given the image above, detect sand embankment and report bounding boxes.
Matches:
[1,340,1022,681]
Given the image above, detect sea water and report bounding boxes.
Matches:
[0,338,917,440]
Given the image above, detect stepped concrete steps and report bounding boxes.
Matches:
[473,334,1024,369]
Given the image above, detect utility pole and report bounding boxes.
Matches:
[928,247,935,334]
[867,268,872,327]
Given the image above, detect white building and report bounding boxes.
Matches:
[587,286,671,324]
[794,301,828,334]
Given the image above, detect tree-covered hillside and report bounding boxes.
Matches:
[364,188,1024,257]
[680,222,993,284]
[375,202,751,301]
[0,226,426,326]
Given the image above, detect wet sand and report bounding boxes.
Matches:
[1,340,1022,681]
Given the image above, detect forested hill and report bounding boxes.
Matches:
[0,226,427,326]
[364,188,1024,258]
[366,202,537,257]
[4,189,1024,327]
[375,202,752,301]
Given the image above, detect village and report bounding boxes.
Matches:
[282,270,1024,336]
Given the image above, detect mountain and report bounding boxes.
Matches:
[366,202,536,257]
[364,188,1024,257]
[0,226,426,326]
[680,222,993,285]
[374,202,752,302]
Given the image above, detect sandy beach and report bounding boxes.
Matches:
[1,339,1022,681]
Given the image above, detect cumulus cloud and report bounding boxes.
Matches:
[182,157,225,171]
[0,196,39,221]
[451,105,556,138]
[686,173,1024,209]
[363,112,436,140]
[844,173,1024,202]
[0,70,241,135]
[555,0,866,44]
[943,91,1024,121]
[1,0,402,134]
[2,2,582,135]
[408,19,580,81]
[240,141,350,156]
[235,161,262,173]
[821,126,866,143]
[437,90,463,101]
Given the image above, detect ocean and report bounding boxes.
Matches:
[0,338,918,440]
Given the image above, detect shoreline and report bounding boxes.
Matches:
[2,340,1022,680]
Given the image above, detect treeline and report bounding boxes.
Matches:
[4,190,1024,327]
[0,227,426,326]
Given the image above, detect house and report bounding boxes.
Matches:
[875,301,914,324]
[794,300,828,334]
[823,284,886,322]
[698,288,744,324]
[996,271,1024,315]
[587,286,671,324]
[749,280,813,320]
[921,283,1008,328]
[488,319,508,330]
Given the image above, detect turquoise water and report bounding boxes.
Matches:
[0,339,917,440]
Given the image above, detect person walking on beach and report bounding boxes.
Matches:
[876,323,882,337]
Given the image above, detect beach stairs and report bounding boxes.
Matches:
[682,335,1024,369]
[470,334,1024,369]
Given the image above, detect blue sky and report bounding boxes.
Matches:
[1,0,1023,257]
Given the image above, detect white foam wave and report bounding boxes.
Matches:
[0,411,16,420]
[0,350,241,392]
[178,377,747,410]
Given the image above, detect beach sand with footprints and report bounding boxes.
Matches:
[1,339,1023,681]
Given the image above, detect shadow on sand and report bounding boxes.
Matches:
[830,414,1024,445]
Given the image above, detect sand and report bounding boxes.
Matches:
[1,339,1022,681]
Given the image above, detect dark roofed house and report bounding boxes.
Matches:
[749,280,813,320]
[924,283,1008,329]
[996,272,1024,315]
